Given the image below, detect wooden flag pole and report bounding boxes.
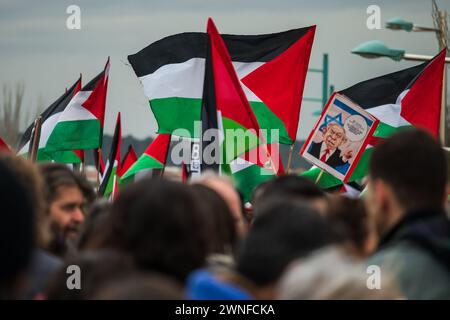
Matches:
[29,116,42,163]
[315,169,324,184]
[286,143,295,174]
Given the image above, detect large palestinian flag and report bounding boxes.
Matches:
[46,58,110,151]
[302,49,446,188]
[17,77,84,163]
[128,25,315,145]
[120,133,171,181]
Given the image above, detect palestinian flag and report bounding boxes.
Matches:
[128,25,315,144]
[118,145,138,186]
[120,133,171,181]
[46,58,110,151]
[98,112,121,199]
[302,49,446,188]
[17,77,83,163]
[207,18,265,164]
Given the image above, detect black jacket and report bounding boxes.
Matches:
[309,141,347,168]
[367,208,450,299]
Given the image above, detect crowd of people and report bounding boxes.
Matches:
[1,128,449,300]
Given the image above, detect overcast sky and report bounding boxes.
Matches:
[1,0,449,140]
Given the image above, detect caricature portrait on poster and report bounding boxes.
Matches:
[301,93,379,182]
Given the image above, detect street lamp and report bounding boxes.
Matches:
[386,17,439,32]
[352,40,450,63]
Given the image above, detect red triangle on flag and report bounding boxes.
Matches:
[144,133,171,165]
[83,57,110,128]
[0,137,11,153]
[401,49,446,138]
[119,145,138,177]
[207,18,261,134]
[242,26,316,143]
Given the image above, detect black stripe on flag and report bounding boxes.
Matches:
[200,35,219,173]
[128,27,312,77]
[82,71,104,91]
[98,116,120,197]
[339,62,426,109]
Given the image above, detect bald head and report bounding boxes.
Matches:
[195,173,246,237]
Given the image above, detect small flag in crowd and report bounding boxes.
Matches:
[46,58,110,151]
[17,76,83,163]
[99,112,121,199]
[120,134,171,181]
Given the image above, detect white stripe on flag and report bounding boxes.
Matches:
[138,58,263,102]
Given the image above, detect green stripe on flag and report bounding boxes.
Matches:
[121,154,164,181]
[149,97,294,144]
[46,119,101,151]
[49,150,82,164]
[221,117,260,164]
[301,148,373,188]
[232,164,274,203]
[250,101,293,145]
[374,122,411,139]
[150,97,201,138]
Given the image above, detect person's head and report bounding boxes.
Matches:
[366,129,448,236]
[92,272,184,300]
[252,175,328,214]
[236,200,335,299]
[323,195,377,259]
[323,123,347,151]
[191,184,237,255]
[196,172,246,238]
[39,163,95,242]
[0,160,34,298]
[45,249,134,300]
[0,154,49,249]
[278,246,402,300]
[77,199,112,251]
[107,178,209,283]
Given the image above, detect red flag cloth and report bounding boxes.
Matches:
[242,26,316,143]
[401,49,446,138]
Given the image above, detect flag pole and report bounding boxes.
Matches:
[29,116,42,163]
[96,148,102,191]
[286,143,295,174]
[315,169,324,184]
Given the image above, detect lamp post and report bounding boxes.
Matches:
[352,40,450,62]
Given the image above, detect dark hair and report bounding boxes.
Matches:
[77,199,112,251]
[369,129,448,210]
[325,196,371,256]
[191,184,237,255]
[0,161,34,298]
[252,175,327,211]
[106,178,209,283]
[45,249,134,300]
[237,200,335,286]
[39,163,95,206]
